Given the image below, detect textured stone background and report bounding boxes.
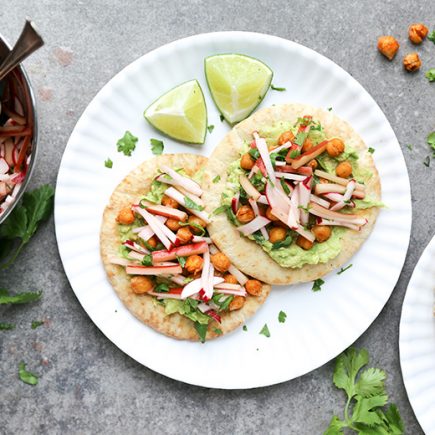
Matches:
[1,1,434,434]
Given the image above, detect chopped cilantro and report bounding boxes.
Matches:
[425,68,435,82]
[259,323,270,337]
[213,175,221,183]
[194,322,208,343]
[407,144,413,151]
[0,322,15,330]
[312,278,324,292]
[270,84,286,91]
[298,205,311,213]
[325,347,404,434]
[427,131,435,157]
[327,107,333,112]
[337,264,353,275]
[176,255,187,268]
[293,131,308,147]
[271,235,292,250]
[428,30,435,43]
[104,158,113,168]
[242,325,248,332]
[155,283,169,293]
[423,156,430,167]
[212,205,228,216]
[288,149,300,159]
[0,290,42,305]
[178,221,205,236]
[248,147,260,160]
[368,147,375,154]
[278,311,287,323]
[280,178,290,194]
[141,254,153,266]
[207,125,215,133]
[213,328,223,335]
[31,320,44,329]
[116,131,138,156]
[219,114,225,122]
[150,138,164,155]
[18,361,38,386]
[184,196,204,211]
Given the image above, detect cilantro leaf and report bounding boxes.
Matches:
[384,404,405,434]
[31,320,44,329]
[150,138,164,155]
[18,361,38,386]
[207,125,215,133]
[0,322,15,330]
[213,327,222,335]
[427,131,435,157]
[116,131,137,156]
[312,278,324,292]
[407,144,413,151]
[194,321,208,343]
[324,416,345,435]
[219,114,225,122]
[425,68,435,82]
[355,367,386,397]
[141,254,153,266]
[212,205,228,216]
[0,185,54,269]
[327,107,333,112]
[429,30,435,43]
[271,84,286,91]
[242,325,248,331]
[184,196,204,211]
[104,158,113,168]
[155,283,169,293]
[259,323,270,337]
[271,235,292,250]
[0,290,41,305]
[178,220,205,236]
[337,264,353,275]
[212,175,221,183]
[278,310,287,323]
[176,255,187,267]
[368,147,375,154]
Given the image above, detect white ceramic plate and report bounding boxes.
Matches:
[55,32,411,389]
[400,236,435,434]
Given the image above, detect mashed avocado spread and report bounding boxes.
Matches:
[220,120,380,269]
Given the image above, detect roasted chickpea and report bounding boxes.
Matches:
[307,159,318,170]
[161,195,178,208]
[166,218,181,232]
[245,279,262,296]
[277,130,295,145]
[403,52,422,72]
[377,35,400,60]
[296,235,314,250]
[147,235,158,248]
[326,138,345,157]
[131,276,154,294]
[211,252,231,273]
[185,255,203,274]
[301,137,314,153]
[176,227,193,244]
[236,205,255,223]
[269,226,287,244]
[229,296,245,311]
[335,161,353,178]
[265,207,279,221]
[224,274,238,284]
[188,215,207,234]
[240,153,255,170]
[319,178,329,184]
[116,207,135,225]
[311,225,332,243]
[408,23,428,44]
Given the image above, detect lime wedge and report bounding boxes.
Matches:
[204,54,273,124]
[144,80,207,144]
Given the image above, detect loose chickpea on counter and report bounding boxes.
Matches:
[131,276,154,294]
[236,205,255,223]
[211,252,231,273]
[377,36,400,60]
[116,207,135,225]
[403,52,422,72]
[408,23,428,44]
[326,138,345,157]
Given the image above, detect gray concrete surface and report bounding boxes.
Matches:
[1,1,434,434]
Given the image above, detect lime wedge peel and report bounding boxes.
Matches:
[144,79,207,144]
[204,54,273,125]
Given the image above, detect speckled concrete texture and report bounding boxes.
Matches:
[0,1,434,434]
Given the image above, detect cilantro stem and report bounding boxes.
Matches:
[344,396,352,424]
[0,241,25,270]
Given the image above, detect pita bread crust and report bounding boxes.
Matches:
[100,153,270,341]
[203,104,381,285]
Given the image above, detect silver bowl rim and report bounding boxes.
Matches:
[0,32,39,225]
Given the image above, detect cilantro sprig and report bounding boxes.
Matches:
[325,347,404,434]
[150,138,164,155]
[117,131,138,156]
[425,69,435,83]
[0,185,54,269]
[18,361,39,386]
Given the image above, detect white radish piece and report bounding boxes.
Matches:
[240,174,261,200]
[159,165,203,196]
[237,215,271,236]
[133,206,172,250]
[275,172,306,182]
[248,198,269,240]
[253,132,276,185]
[314,170,365,192]
[164,187,210,223]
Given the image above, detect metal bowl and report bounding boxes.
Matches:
[0,34,38,225]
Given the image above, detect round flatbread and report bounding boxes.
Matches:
[100,153,270,341]
[202,104,381,285]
